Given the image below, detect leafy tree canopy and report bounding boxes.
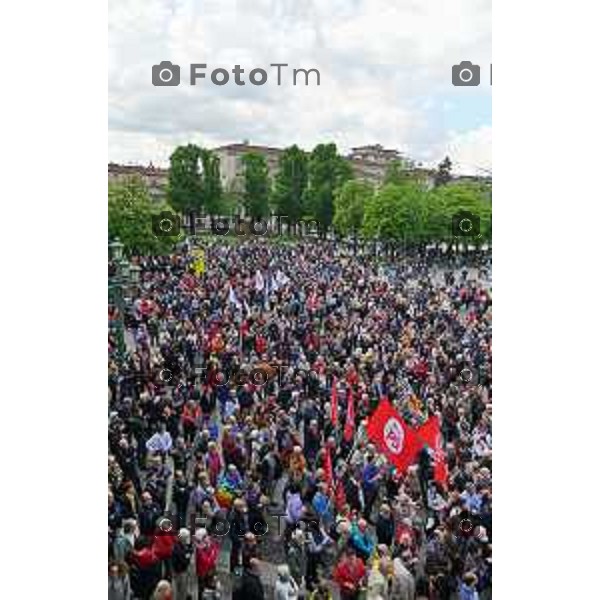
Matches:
[304,143,353,229]
[199,149,223,215]
[333,179,374,236]
[272,145,308,221]
[383,158,418,187]
[362,181,429,243]
[241,151,271,219]
[434,155,453,187]
[429,182,492,244]
[168,144,203,215]
[108,176,181,255]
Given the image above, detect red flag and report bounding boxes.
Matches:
[418,415,449,486]
[366,397,423,474]
[331,376,338,427]
[180,273,197,291]
[335,480,346,512]
[323,446,334,490]
[344,388,355,442]
[346,366,359,387]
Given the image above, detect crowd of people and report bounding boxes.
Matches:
[108,237,492,600]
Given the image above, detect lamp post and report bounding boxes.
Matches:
[129,264,141,292]
[108,238,134,359]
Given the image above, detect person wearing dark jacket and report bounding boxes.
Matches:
[139,491,162,536]
[233,558,265,600]
[109,490,124,535]
[375,504,395,547]
[228,499,249,572]
[260,445,280,500]
[171,528,193,599]
[304,420,321,467]
[172,470,193,523]
[342,472,362,514]
[241,532,259,569]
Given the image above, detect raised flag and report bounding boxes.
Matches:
[193,258,205,275]
[192,248,205,275]
[344,388,355,442]
[276,269,290,287]
[228,286,242,310]
[254,361,277,382]
[346,365,359,387]
[330,376,338,427]
[417,415,449,486]
[366,397,423,474]
[335,479,346,512]
[255,270,265,292]
[180,273,197,290]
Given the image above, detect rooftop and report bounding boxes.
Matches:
[108,162,168,176]
[214,143,284,155]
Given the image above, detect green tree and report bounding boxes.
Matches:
[221,188,241,214]
[383,158,417,186]
[272,145,308,221]
[199,149,223,214]
[241,152,271,218]
[304,143,353,230]
[429,181,492,245]
[333,179,373,235]
[362,182,429,245]
[108,176,180,255]
[434,156,453,187]
[168,144,203,217]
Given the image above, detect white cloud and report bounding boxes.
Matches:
[109,0,491,173]
[439,126,492,175]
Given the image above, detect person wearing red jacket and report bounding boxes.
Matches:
[129,537,162,600]
[153,528,177,562]
[195,528,220,597]
[333,546,366,600]
[254,333,268,356]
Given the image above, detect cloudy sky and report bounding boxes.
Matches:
[109,0,491,174]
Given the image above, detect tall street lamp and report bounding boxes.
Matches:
[108,238,137,359]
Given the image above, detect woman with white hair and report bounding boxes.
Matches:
[389,556,416,600]
[152,579,173,600]
[274,564,300,600]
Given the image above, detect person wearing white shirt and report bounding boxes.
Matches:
[145,422,172,454]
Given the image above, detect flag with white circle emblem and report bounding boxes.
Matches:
[366,397,423,474]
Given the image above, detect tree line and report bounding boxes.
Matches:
[108,143,491,254]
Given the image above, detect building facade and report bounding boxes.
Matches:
[347,145,437,188]
[108,163,168,203]
[347,144,406,184]
[107,143,484,203]
[214,143,284,193]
